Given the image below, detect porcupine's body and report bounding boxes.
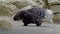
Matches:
[13,7,54,26]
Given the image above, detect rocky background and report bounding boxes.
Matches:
[0,0,60,32]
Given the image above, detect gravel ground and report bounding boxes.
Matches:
[0,16,60,34]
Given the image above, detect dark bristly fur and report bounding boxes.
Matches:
[13,7,53,26]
